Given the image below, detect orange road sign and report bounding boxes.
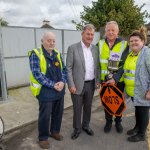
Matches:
[100,84,126,116]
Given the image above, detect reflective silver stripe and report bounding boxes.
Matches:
[100,59,108,63]
[101,70,108,74]
[99,40,105,55]
[124,70,135,74]
[120,41,126,55]
[31,83,41,88]
[129,48,132,53]
[37,47,42,54]
[124,76,135,80]
[33,48,42,59]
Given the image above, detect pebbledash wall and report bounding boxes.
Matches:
[1,26,100,89]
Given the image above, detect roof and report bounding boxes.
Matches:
[41,24,54,29]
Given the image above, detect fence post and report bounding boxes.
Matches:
[0,24,7,101]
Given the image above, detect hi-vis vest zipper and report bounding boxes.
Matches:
[28,48,62,97]
[123,51,140,97]
[98,39,127,81]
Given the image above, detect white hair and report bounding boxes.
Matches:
[105,21,119,31]
[42,32,55,41]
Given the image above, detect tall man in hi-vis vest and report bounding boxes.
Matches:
[98,21,129,133]
[28,32,67,149]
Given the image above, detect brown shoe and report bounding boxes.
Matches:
[50,133,63,141]
[39,140,49,149]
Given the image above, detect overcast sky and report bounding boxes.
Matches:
[0,0,150,30]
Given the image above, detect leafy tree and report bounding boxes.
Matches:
[0,18,8,26]
[74,0,150,36]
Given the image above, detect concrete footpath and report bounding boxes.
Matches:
[0,86,98,133]
[0,86,71,133]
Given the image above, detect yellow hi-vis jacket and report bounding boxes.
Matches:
[123,51,140,97]
[98,39,127,81]
[28,47,62,97]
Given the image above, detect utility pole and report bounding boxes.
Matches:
[0,19,7,100]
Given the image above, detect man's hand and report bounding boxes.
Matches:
[69,87,76,94]
[54,81,64,92]
[96,83,100,92]
[105,78,116,85]
[96,83,100,89]
[146,90,150,100]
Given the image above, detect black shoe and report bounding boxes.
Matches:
[104,122,112,133]
[115,122,123,133]
[82,127,94,136]
[71,129,81,140]
[128,134,145,142]
[127,127,139,135]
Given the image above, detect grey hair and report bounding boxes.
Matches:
[105,21,119,31]
[82,24,95,32]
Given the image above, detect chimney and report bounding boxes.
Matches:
[43,20,50,26]
[41,20,54,29]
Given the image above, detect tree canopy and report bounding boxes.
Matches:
[74,0,150,36]
[0,18,8,26]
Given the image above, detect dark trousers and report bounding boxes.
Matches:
[38,97,64,141]
[71,80,95,130]
[131,97,139,129]
[135,106,149,136]
[105,82,124,123]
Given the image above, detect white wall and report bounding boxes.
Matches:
[1,27,100,88]
[2,27,35,88]
[2,27,35,57]
[4,58,30,87]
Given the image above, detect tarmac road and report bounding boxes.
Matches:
[0,97,149,150]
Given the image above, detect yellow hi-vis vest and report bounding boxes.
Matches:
[98,39,127,81]
[28,47,63,97]
[123,51,140,97]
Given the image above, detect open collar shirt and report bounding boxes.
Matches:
[81,41,94,81]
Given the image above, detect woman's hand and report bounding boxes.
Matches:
[146,90,150,100]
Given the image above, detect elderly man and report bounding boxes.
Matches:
[98,21,129,133]
[66,24,100,140]
[28,32,67,149]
